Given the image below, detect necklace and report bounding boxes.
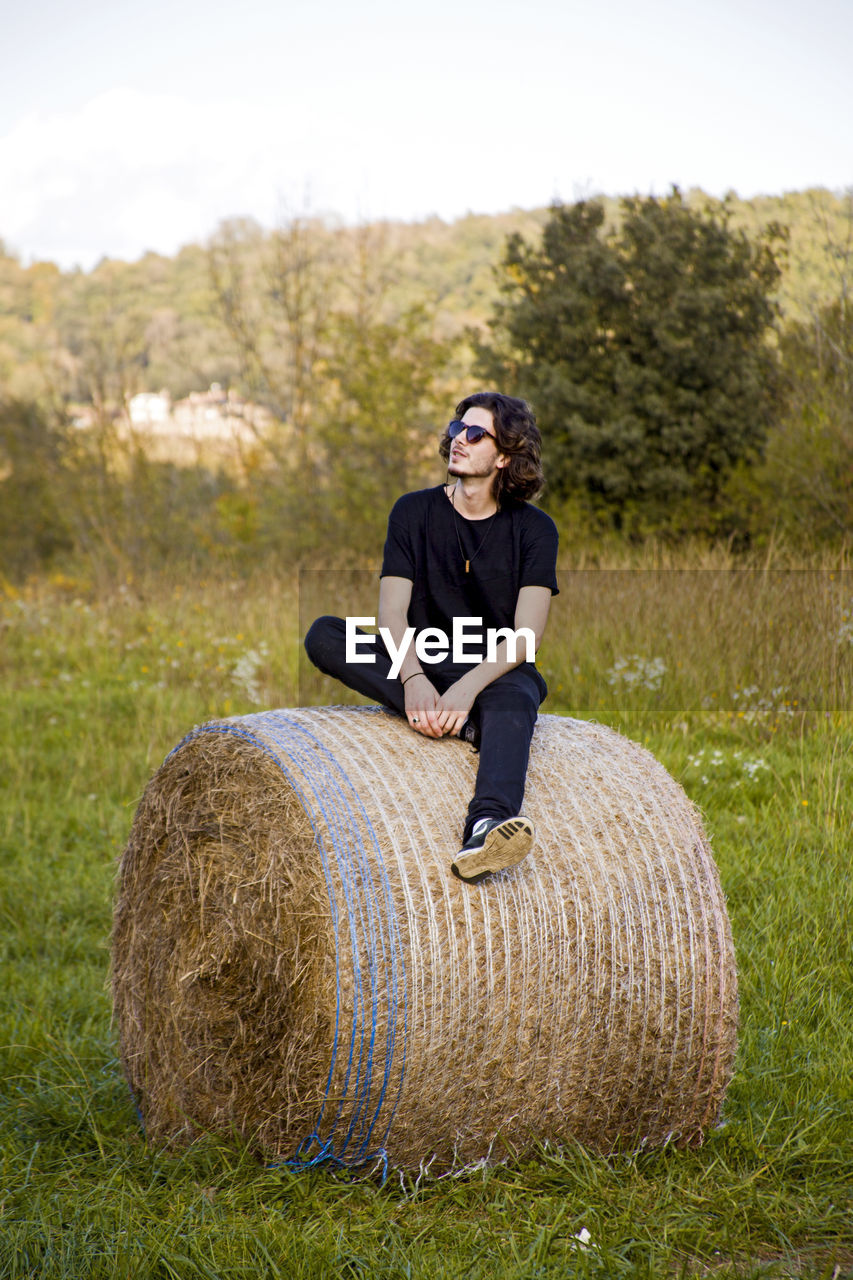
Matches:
[449,483,499,573]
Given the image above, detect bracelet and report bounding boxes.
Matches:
[401,671,428,686]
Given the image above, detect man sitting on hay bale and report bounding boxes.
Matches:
[305,391,559,883]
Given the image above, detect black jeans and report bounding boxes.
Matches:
[304,615,546,841]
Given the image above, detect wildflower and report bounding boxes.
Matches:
[606,654,666,692]
[232,643,270,705]
[836,601,853,646]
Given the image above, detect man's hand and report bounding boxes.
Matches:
[406,674,474,739]
[403,673,444,738]
[434,680,476,738]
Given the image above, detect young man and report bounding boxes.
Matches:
[304,391,559,882]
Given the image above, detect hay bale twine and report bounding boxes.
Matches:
[112,707,738,1173]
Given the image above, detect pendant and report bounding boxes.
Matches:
[465,560,470,573]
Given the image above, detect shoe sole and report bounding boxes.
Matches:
[451,817,534,884]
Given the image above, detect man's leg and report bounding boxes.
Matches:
[304,615,406,715]
[462,666,544,841]
[449,667,544,881]
[306,624,543,878]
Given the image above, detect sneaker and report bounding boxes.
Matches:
[451,816,534,883]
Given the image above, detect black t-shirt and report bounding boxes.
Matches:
[380,486,559,651]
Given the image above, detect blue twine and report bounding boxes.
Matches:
[253,712,406,1164]
[167,711,408,1172]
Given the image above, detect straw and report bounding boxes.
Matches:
[112,707,738,1173]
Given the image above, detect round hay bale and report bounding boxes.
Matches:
[112,707,738,1173]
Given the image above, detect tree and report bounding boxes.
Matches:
[722,191,853,547]
[208,216,451,559]
[779,303,851,539]
[475,190,785,533]
[316,304,450,551]
[208,213,340,476]
[0,398,72,576]
[753,291,852,542]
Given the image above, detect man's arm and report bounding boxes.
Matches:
[433,585,553,738]
[378,576,444,737]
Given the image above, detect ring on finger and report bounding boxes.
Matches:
[412,716,419,723]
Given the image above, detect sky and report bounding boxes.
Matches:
[1,0,851,271]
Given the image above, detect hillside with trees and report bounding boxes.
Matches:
[0,187,850,577]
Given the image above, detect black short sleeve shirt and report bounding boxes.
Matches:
[380,485,559,640]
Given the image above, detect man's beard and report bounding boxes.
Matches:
[447,459,498,481]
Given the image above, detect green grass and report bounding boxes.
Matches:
[1,566,851,1279]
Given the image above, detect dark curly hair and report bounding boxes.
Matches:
[439,391,544,503]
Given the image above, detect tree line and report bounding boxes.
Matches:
[0,188,851,580]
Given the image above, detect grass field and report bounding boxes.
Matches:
[1,565,851,1279]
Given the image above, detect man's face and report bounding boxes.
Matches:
[447,407,508,481]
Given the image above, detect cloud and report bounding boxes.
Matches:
[0,89,287,267]
[0,81,557,269]
[0,84,474,269]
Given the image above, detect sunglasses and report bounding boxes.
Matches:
[447,419,496,444]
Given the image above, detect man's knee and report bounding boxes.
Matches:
[503,697,539,736]
[477,679,540,731]
[304,615,344,672]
